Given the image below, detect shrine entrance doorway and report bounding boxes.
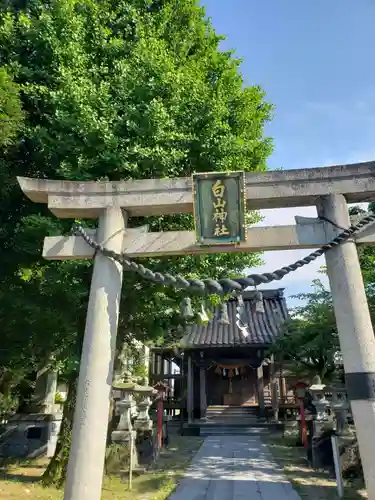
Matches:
[207,364,259,407]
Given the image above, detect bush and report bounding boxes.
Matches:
[54,392,65,404]
[341,440,363,480]
[0,392,18,421]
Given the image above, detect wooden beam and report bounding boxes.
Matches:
[199,366,207,418]
[43,226,149,260]
[18,161,375,217]
[43,219,375,260]
[187,356,194,424]
[257,364,265,411]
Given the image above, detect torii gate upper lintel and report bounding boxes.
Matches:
[17,159,375,218]
[17,161,375,500]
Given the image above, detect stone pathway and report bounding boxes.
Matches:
[168,435,301,500]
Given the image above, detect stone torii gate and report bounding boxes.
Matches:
[18,161,375,500]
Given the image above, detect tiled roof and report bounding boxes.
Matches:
[182,288,289,349]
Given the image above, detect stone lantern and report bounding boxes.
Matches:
[309,383,330,420]
[309,382,332,437]
[111,381,136,443]
[134,385,158,432]
[111,373,157,471]
[326,383,350,434]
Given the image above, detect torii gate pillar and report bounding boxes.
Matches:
[64,207,126,500]
[317,194,375,496]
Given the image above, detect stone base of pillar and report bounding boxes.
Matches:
[111,430,132,442]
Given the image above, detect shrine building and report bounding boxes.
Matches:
[150,288,298,422]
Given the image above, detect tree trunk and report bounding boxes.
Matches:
[42,373,77,488]
[106,398,120,444]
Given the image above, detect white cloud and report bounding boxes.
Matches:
[340,149,375,165]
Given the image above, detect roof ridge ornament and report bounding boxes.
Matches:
[254,287,265,314]
[198,301,210,324]
[217,302,230,325]
[180,297,194,320]
[235,293,250,338]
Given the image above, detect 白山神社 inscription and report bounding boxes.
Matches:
[193,171,246,245]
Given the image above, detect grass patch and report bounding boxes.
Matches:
[0,435,203,500]
[264,434,367,500]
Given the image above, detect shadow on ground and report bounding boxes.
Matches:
[266,437,367,500]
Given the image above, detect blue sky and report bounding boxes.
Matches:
[202,0,375,307]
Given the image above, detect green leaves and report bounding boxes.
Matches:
[0,67,24,147]
[270,280,339,381]
[0,0,273,384]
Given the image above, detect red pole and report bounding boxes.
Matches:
[299,399,307,448]
[157,397,163,450]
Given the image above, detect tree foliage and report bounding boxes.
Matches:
[270,280,340,381]
[0,0,274,372]
[0,0,274,484]
[0,66,24,147]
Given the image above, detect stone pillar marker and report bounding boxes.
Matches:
[32,368,58,414]
[317,194,375,498]
[64,207,126,500]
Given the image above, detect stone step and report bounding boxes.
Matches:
[206,405,258,410]
[204,420,260,426]
[205,406,262,425]
[205,411,259,417]
[200,421,272,428]
[205,413,260,417]
[206,406,259,413]
[205,414,260,419]
[206,407,258,411]
[200,426,273,436]
[206,412,259,417]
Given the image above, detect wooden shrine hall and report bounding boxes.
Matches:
[150,288,297,421]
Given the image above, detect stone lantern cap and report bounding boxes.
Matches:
[309,383,329,403]
[309,383,327,395]
[112,382,157,399]
[324,384,347,394]
[309,383,326,391]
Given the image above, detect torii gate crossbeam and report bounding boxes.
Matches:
[18,160,375,217]
[18,161,375,500]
